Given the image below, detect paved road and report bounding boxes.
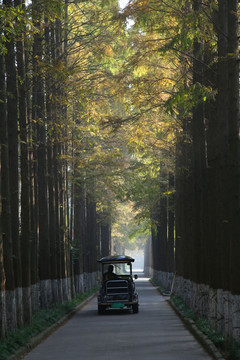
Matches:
[22,276,212,360]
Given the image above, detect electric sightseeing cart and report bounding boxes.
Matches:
[97,255,139,314]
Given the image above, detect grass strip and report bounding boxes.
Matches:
[171,295,240,360]
[151,278,240,360]
[0,288,98,360]
[171,295,225,347]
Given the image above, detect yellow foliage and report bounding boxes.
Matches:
[133,65,147,77]
[105,45,113,56]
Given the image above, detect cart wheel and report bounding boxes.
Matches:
[132,304,139,313]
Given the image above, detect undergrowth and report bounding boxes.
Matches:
[0,288,97,360]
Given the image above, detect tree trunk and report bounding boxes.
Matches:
[150,201,161,274]
[0,52,17,333]
[159,172,168,272]
[101,222,111,257]
[214,0,230,291]
[3,1,21,309]
[58,145,69,301]
[54,143,63,302]
[191,0,207,285]
[29,121,39,313]
[86,193,98,274]
[15,0,31,325]
[227,0,240,295]
[175,115,194,280]
[0,53,7,339]
[32,0,51,308]
[73,175,86,293]
[167,173,174,273]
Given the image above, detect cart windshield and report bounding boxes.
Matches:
[102,262,132,278]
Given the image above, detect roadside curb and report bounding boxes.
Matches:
[150,280,225,360]
[168,299,225,360]
[8,292,97,360]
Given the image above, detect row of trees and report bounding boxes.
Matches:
[121,0,239,291]
[0,0,130,337]
[1,0,240,345]
[122,0,240,341]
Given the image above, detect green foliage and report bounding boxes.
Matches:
[171,295,228,355]
[171,295,195,320]
[64,0,179,234]
[165,83,216,116]
[0,6,29,54]
[195,318,225,348]
[111,202,150,251]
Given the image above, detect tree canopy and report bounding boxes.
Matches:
[0,0,240,347]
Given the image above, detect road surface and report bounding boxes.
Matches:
[22,276,213,360]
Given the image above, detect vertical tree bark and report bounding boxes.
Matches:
[73,180,81,267]
[48,142,58,301]
[0,52,17,332]
[15,0,31,325]
[191,0,207,285]
[29,122,39,313]
[45,17,60,305]
[159,172,168,272]
[3,1,21,308]
[54,143,63,302]
[175,115,194,281]
[144,236,152,277]
[100,222,111,257]
[167,173,175,273]
[174,139,184,278]
[214,0,230,291]
[0,53,7,339]
[86,192,98,274]
[58,145,69,300]
[55,15,71,301]
[150,200,161,275]
[32,0,51,308]
[227,0,239,295]
[2,0,18,332]
[73,176,86,293]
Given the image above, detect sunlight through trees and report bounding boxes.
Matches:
[0,0,240,349]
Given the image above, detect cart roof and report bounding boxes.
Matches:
[97,255,135,263]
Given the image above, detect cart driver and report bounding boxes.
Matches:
[104,265,118,280]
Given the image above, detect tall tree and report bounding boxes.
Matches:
[191,0,207,284]
[73,174,85,293]
[0,52,17,332]
[3,0,21,306]
[2,0,18,332]
[32,0,51,308]
[15,0,31,325]
[0,53,7,339]
[227,0,240,295]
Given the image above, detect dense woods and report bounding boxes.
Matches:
[0,0,240,350]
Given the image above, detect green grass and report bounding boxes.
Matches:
[195,317,225,348]
[171,295,224,347]
[150,277,166,294]
[0,288,97,360]
[171,295,195,320]
[151,279,240,359]
[171,294,240,360]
